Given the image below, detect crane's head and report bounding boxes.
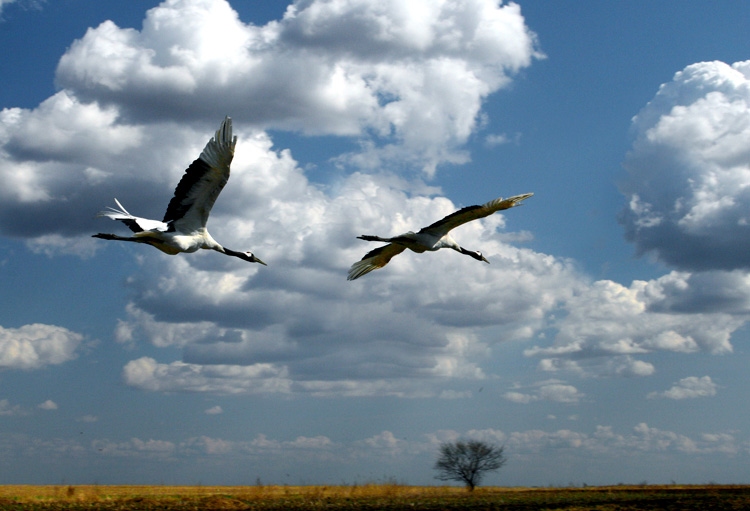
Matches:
[460,247,489,264]
[473,251,490,264]
[223,247,267,265]
[239,251,267,265]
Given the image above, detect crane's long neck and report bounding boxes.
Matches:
[221,247,243,259]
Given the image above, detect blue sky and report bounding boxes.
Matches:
[1,0,750,487]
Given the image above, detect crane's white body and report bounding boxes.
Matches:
[93,117,265,265]
[348,193,533,280]
[360,231,465,253]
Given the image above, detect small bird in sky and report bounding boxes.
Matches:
[348,193,532,280]
[93,117,266,265]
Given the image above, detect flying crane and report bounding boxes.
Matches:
[348,193,532,280]
[93,117,266,265]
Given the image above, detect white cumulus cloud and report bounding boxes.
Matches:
[0,323,83,369]
[503,380,583,404]
[621,60,750,271]
[524,273,744,377]
[52,0,540,176]
[37,400,58,410]
[647,376,719,400]
[0,399,22,416]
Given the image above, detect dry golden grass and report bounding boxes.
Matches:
[0,484,748,510]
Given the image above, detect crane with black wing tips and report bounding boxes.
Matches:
[348,193,532,280]
[93,117,266,265]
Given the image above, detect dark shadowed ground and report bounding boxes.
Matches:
[0,484,748,510]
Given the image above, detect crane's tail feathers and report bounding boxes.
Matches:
[112,198,129,215]
[95,198,131,220]
[95,199,167,233]
[200,116,237,170]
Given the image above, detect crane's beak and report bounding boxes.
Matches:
[481,255,489,264]
[252,255,267,266]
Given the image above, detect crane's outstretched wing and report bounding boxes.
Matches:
[96,198,168,233]
[419,193,533,235]
[163,116,237,232]
[347,243,407,280]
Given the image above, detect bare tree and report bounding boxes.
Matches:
[433,440,506,491]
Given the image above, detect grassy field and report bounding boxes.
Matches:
[0,484,748,510]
